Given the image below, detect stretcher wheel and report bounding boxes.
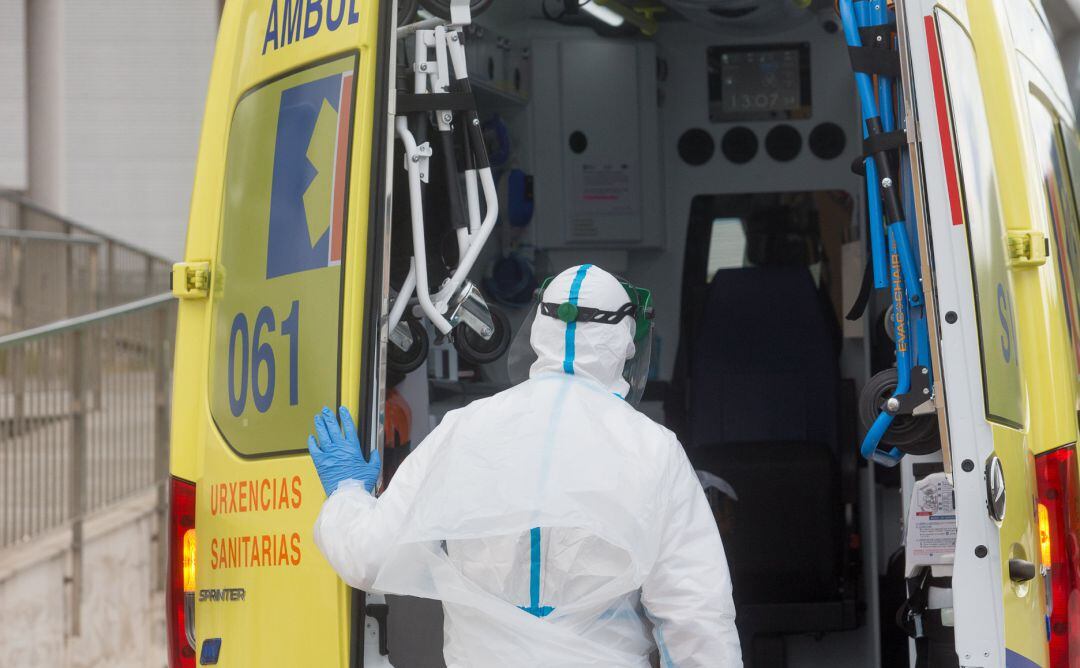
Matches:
[454,305,510,366]
[883,305,896,343]
[418,0,494,19]
[388,318,429,374]
[858,368,940,455]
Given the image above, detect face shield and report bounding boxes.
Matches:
[507,275,654,404]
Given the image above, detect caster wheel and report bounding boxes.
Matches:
[883,305,896,343]
[453,305,510,366]
[858,368,940,455]
[388,318,429,374]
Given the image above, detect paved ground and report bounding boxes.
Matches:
[0,494,167,668]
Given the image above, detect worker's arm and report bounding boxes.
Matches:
[311,408,447,592]
[640,439,743,667]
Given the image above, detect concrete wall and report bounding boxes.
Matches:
[0,0,27,190]
[15,0,220,259]
[0,492,165,668]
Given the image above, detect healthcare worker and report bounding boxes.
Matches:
[309,264,741,667]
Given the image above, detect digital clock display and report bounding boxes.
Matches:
[708,44,811,122]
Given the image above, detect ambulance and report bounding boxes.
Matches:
[168,0,1080,665]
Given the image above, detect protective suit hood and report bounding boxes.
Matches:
[528,265,636,397]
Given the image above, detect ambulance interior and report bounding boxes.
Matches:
[383,2,928,666]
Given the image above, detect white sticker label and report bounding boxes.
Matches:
[907,472,957,566]
[574,163,635,214]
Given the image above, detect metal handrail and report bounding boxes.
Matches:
[0,293,173,349]
[0,190,170,263]
[0,292,176,610]
[0,192,174,336]
[0,193,178,637]
[0,228,104,245]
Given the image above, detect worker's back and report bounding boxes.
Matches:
[384,373,676,666]
[322,370,731,667]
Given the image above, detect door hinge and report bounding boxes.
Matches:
[1006,230,1048,267]
[171,261,211,299]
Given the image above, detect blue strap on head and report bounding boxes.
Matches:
[562,264,592,375]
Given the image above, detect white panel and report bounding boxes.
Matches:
[560,40,643,244]
[0,0,28,190]
[900,3,1007,663]
[62,0,219,259]
[531,37,662,249]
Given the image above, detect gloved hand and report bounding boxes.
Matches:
[308,406,381,496]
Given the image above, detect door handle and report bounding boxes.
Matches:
[1009,558,1037,583]
[171,261,210,299]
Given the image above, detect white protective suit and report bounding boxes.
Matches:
[314,265,741,667]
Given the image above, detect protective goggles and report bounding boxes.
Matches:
[535,275,654,343]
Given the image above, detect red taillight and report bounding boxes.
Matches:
[1035,444,1080,667]
[167,476,196,668]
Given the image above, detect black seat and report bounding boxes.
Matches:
[688,266,838,450]
[694,441,839,605]
[684,266,856,660]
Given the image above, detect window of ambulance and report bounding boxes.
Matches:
[1030,104,1080,379]
[707,218,748,280]
[210,54,358,456]
[934,11,1023,427]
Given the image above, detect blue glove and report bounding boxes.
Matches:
[308,406,381,495]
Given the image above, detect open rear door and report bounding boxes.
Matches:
[897,1,1041,665]
[173,0,394,665]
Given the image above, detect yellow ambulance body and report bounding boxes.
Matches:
[166,0,1080,666]
[169,1,393,665]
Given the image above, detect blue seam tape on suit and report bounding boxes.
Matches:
[522,266,593,618]
[563,264,592,374]
[657,624,676,667]
[520,526,553,617]
[530,527,542,608]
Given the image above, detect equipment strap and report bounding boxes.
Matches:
[847,46,902,78]
[851,130,908,175]
[864,130,907,155]
[858,25,894,49]
[913,610,954,668]
[846,259,874,322]
[896,565,954,667]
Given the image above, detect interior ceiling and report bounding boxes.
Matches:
[651,0,834,30]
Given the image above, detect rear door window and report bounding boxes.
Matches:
[934,11,1023,427]
[1028,98,1080,382]
[209,55,358,456]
